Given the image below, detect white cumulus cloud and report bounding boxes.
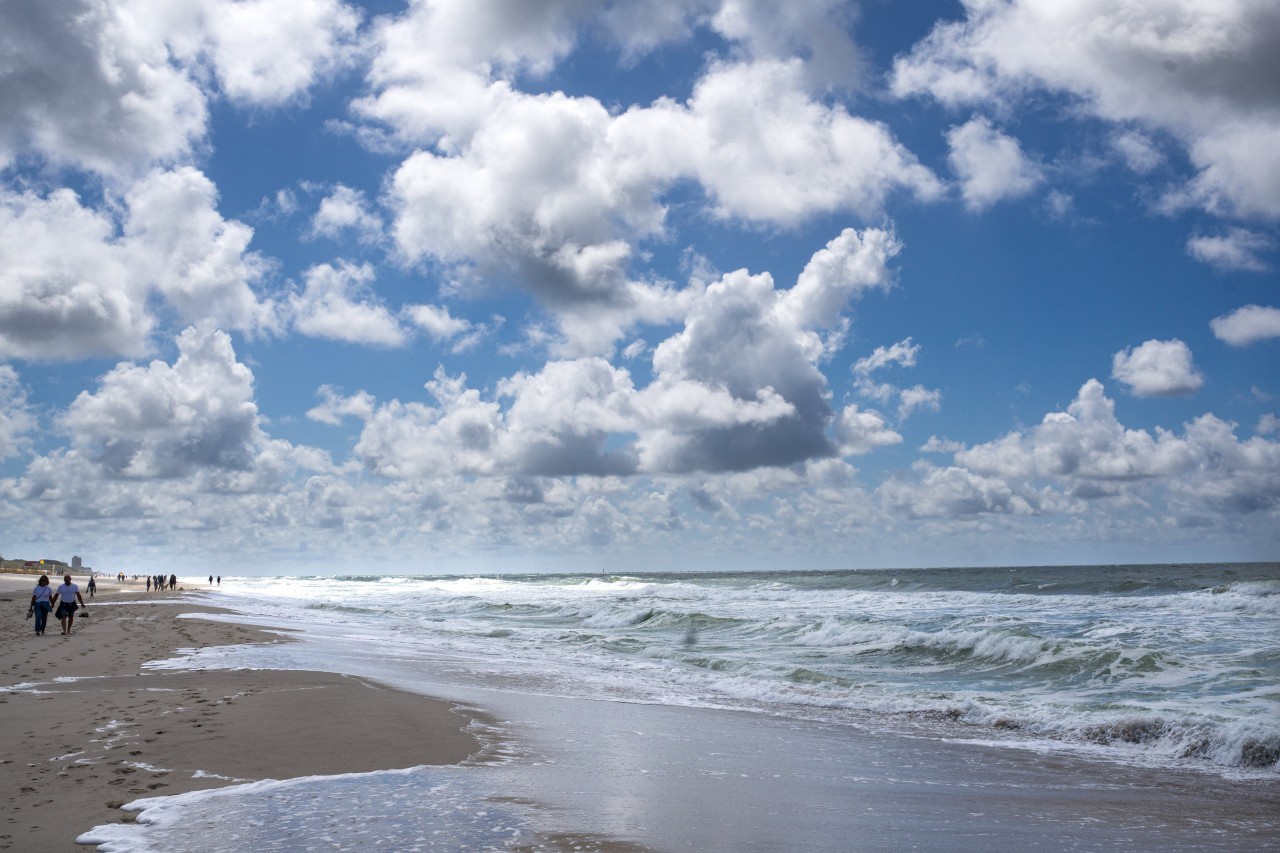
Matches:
[60,325,264,479]
[0,169,277,360]
[1210,305,1280,347]
[1111,339,1204,398]
[1187,229,1274,272]
[892,0,1280,220]
[946,116,1042,211]
[0,0,361,181]
[289,261,407,347]
[365,1,937,353]
[310,185,383,244]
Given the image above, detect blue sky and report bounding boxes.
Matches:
[1,0,1277,576]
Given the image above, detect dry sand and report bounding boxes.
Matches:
[0,574,484,852]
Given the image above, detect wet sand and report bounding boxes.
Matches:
[0,574,483,852]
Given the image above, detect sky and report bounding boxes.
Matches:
[1,0,1278,577]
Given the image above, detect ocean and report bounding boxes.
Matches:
[82,562,1280,851]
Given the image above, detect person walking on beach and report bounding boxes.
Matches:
[146,576,151,592]
[169,573,177,591]
[52,574,86,636]
[28,575,53,636]
[87,577,96,599]
[209,575,213,585]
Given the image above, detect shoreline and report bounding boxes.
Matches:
[4,569,1276,851]
[0,573,486,853]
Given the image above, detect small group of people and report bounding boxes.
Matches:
[146,574,177,592]
[27,574,86,636]
[207,575,221,585]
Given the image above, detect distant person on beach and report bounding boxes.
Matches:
[52,574,86,636]
[169,574,177,591]
[146,576,151,592]
[209,575,213,585]
[217,576,221,585]
[87,577,96,598]
[28,575,53,636]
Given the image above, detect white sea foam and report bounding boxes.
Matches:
[78,767,535,853]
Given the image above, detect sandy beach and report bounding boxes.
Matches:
[0,574,483,853]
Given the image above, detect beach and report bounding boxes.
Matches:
[0,574,482,852]
[1,567,1277,851]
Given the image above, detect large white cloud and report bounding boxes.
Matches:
[1210,305,1280,347]
[123,167,279,333]
[385,57,938,265]
[309,185,384,245]
[709,0,862,88]
[0,0,206,178]
[946,116,1042,211]
[1111,339,1204,398]
[835,405,902,457]
[892,0,1280,220]
[0,169,278,360]
[365,0,937,353]
[185,0,361,106]
[498,359,640,477]
[343,367,504,479]
[927,379,1280,518]
[403,304,486,352]
[357,0,866,144]
[312,228,901,478]
[289,261,407,346]
[637,228,900,472]
[879,461,1032,520]
[0,0,360,180]
[60,325,264,478]
[682,59,943,224]
[1186,229,1274,272]
[0,187,154,360]
[965,380,1200,481]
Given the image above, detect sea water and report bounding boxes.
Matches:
[81,563,1280,851]
[183,563,1280,777]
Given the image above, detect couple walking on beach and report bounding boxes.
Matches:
[27,574,87,636]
